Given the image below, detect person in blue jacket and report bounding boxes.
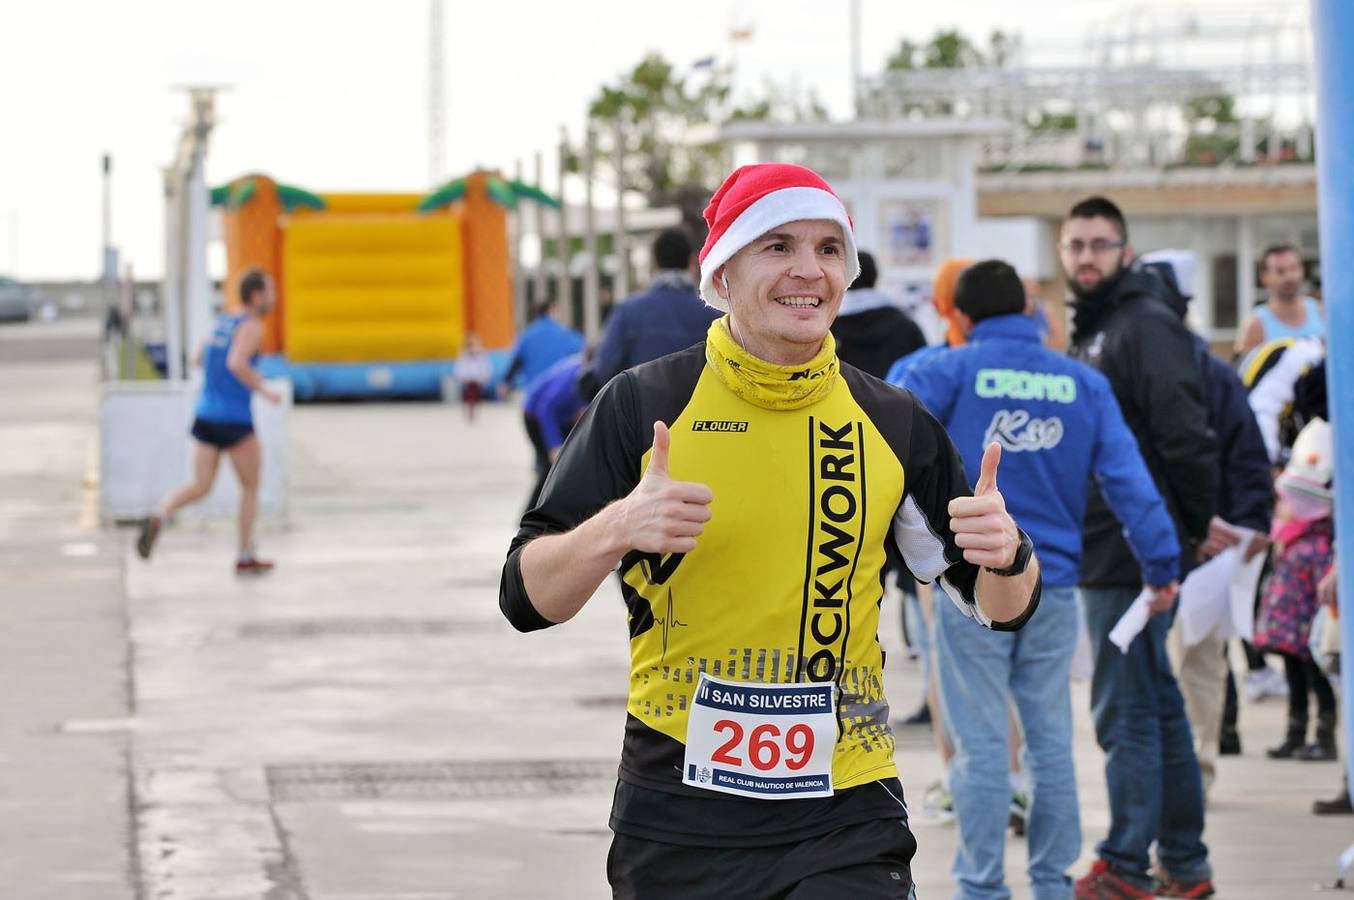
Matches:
[501,298,584,393]
[580,228,719,398]
[899,259,1179,900]
[521,353,588,511]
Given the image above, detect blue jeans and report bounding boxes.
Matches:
[936,585,1081,900]
[1081,586,1211,888]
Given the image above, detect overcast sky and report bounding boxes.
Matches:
[0,0,1306,280]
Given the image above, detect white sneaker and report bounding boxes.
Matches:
[922,780,955,823]
[1246,666,1288,702]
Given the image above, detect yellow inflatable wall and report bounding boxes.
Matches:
[283,212,465,363]
[317,193,422,215]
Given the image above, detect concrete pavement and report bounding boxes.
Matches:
[3,316,1352,899]
[0,318,134,900]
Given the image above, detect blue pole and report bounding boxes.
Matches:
[1312,0,1354,799]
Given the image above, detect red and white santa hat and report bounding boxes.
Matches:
[698,163,859,310]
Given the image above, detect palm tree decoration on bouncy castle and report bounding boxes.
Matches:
[418,171,561,349]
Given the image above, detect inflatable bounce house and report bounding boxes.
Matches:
[211,171,558,400]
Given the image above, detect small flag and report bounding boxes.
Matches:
[730,26,754,41]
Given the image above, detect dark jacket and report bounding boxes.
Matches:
[1069,266,1218,586]
[1194,336,1273,531]
[586,273,719,396]
[830,291,927,380]
[1146,258,1274,533]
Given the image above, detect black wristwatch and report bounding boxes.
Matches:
[985,529,1033,577]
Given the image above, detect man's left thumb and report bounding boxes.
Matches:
[975,442,1001,495]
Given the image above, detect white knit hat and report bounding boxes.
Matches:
[1281,417,1334,500]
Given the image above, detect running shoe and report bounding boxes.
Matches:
[1151,866,1217,898]
[1009,788,1029,836]
[921,780,954,822]
[899,704,932,726]
[1073,860,1153,899]
[1246,666,1288,702]
[235,557,275,576]
[136,515,162,560]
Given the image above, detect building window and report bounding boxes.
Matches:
[1211,254,1238,330]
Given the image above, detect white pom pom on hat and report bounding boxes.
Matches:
[697,163,859,311]
[1282,417,1334,501]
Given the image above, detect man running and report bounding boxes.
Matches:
[137,268,281,574]
[499,163,1042,898]
[1234,244,1322,358]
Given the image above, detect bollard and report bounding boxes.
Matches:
[1311,0,1354,807]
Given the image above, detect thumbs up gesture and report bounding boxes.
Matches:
[947,442,1021,570]
[615,421,714,554]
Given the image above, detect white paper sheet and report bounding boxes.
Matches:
[1173,528,1269,647]
[1109,588,1156,653]
[1227,547,1267,643]
[1178,545,1242,647]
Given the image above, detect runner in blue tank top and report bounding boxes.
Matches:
[137,268,282,574]
[1234,243,1323,358]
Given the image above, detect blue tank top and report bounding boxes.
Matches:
[195,314,254,424]
[1257,298,1324,341]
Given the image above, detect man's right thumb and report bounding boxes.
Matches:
[647,421,670,477]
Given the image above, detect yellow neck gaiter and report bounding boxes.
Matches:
[704,316,839,410]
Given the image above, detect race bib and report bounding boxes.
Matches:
[682,673,836,800]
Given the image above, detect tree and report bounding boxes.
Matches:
[887,29,999,72]
[988,30,1017,68]
[924,30,983,68]
[586,53,828,240]
[1026,109,1078,132]
[1184,94,1238,126]
[586,52,728,236]
[886,38,921,71]
[1182,93,1241,166]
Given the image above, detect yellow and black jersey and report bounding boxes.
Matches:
[500,332,1037,846]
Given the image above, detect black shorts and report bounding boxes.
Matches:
[607,817,917,900]
[191,418,254,449]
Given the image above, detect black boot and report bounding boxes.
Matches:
[1267,715,1308,759]
[1299,710,1338,761]
[1314,790,1354,814]
[1314,776,1352,814]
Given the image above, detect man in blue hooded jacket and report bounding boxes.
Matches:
[900,259,1180,900]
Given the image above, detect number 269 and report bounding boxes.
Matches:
[711,721,814,771]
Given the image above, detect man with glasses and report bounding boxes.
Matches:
[1060,197,1219,899]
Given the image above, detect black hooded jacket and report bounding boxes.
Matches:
[1143,260,1273,533]
[830,306,927,380]
[1069,265,1219,586]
